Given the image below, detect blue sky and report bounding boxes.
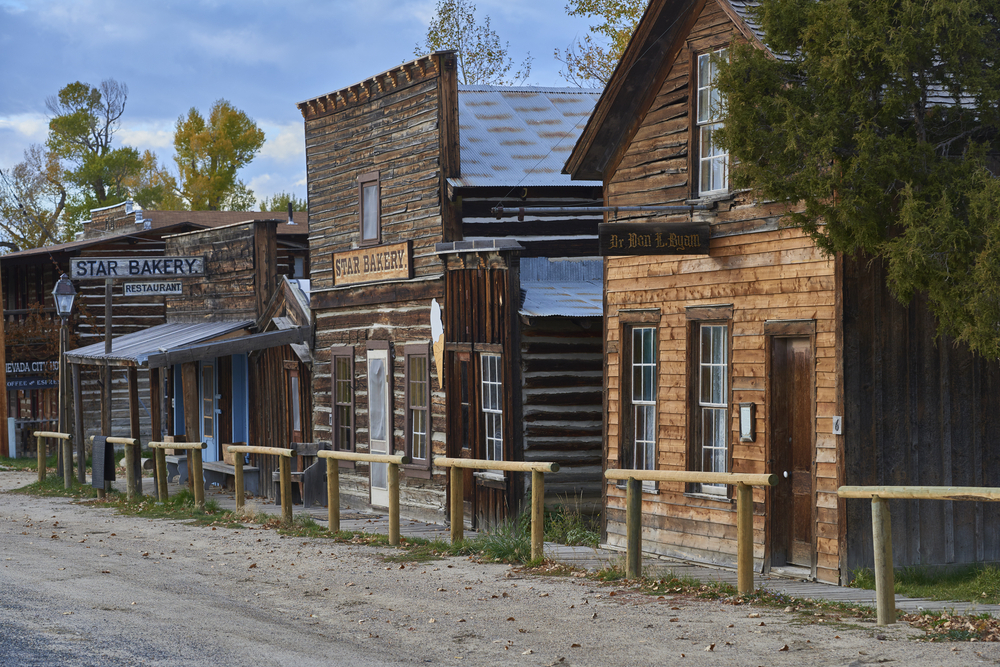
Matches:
[0,0,600,210]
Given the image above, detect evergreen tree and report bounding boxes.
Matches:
[715,0,1000,356]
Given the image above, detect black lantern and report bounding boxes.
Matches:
[52,273,76,320]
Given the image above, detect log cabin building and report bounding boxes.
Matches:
[65,219,313,500]
[565,0,1000,583]
[300,52,606,526]
[2,201,307,469]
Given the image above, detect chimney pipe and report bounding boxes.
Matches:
[287,201,295,225]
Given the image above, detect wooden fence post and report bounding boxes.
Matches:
[155,448,168,502]
[450,465,464,543]
[388,463,400,546]
[279,455,292,524]
[736,481,753,594]
[234,451,244,510]
[62,437,73,490]
[327,458,340,533]
[191,446,205,510]
[37,434,45,483]
[124,442,137,502]
[626,476,642,579]
[531,470,545,562]
[872,495,896,625]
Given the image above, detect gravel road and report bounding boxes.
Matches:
[1,472,997,666]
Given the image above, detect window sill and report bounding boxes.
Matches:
[683,491,735,505]
[403,465,432,479]
[614,480,660,495]
[686,191,734,206]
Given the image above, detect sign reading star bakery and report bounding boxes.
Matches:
[70,256,206,279]
[599,222,710,256]
[333,241,412,286]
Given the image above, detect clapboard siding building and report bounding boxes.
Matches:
[300,52,605,526]
[565,0,1000,584]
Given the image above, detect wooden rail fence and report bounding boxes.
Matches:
[317,451,411,545]
[33,431,72,488]
[226,445,295,523]
[86,435,141,500]
[837,485,1000,626]
[605,470,778,593]
[148,441,208,506]
[434,457,560,561]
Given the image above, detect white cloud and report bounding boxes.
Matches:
[118,121,175,152]
[258,122,304,164]
[0,112,48,141]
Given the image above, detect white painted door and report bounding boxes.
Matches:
[200,360,219,462]
[367,349,390,507]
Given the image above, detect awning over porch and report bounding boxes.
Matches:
[65,320,310,368]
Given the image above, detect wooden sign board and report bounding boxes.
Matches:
[599,222,710,256]
[70,256,206,280]
[123,281,183,296]
[333,241,412,286]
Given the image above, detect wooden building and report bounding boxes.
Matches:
[300,52,605,526]
[1,202,307,453]
[66,219,312,500]
[565,0,1000,584]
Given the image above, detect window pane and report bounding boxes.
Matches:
[291,375,300,432]
[362,183,379,240]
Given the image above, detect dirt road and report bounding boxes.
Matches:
[1,472,996,666]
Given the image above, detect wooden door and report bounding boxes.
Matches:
[200,360,219,462]
[770,337,814,568]
[447,350,476,528]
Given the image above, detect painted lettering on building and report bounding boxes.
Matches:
[332,241,412,286]
[599,222,711,256]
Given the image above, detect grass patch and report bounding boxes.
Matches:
[543,502,600,548]
[902,610,1000,642]
[851,564,1000,605]
[0,455,53,472]
[9,475,101,499]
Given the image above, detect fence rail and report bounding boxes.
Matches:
[318,450,411,544]
[837,485,1000,626]
[32,431,71,488]
[605,469,778,593]
[148,441,207,505]
[227,445,294,522]
[434,457,561,561]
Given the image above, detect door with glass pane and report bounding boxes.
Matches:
[200,360,219,462]
[367,348,390,507]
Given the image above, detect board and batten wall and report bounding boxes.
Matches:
[302,53,455,519]
[601,0,843,583]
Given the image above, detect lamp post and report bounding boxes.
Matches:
[52,274,76,486]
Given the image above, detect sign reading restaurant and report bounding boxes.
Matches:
[598,222,710,256]
[70,256,206,280]
[332,240,412,286]
[122,282,183,296]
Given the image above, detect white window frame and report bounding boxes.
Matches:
[697,48,729,196]
[697,323,729,494]
[630,327,657,472]
[481,354,503,472]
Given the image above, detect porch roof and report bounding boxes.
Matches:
[66,319,312,368]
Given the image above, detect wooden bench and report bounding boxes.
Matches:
[165,454,187,484]
[203,460,260,495]
[270,443,327,508]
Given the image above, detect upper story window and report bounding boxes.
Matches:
[359,172,380,245]
[696,49,728,196]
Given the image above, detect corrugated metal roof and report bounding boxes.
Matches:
[519,257,603,318]
[451,86,603,188]
[66,320,252,366]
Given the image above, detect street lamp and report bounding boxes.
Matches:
[51,274,76,486]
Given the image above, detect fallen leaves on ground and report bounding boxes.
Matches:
[902,611,1000,642]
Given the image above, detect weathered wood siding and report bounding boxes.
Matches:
[520,318,603,514]
[601,0,842,583]
[303,54,454,519]
[843,255,1000,570]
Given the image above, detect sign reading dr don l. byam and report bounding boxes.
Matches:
[70,256,206,279]
[598,222,710,256]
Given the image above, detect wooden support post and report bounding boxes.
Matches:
[181,362,199,495]
[37,434,45,483]
[191,446,204,510]
[127,368,141,498]
[388,463,400,546]
[150,367,162,496]
[59,323,71,486]
[233,450,244,510]
[626,476,642,579]
[73,363,85,485]
[531,470,544,562]
[737,482,753,594]
[450,465,464,543]
[63,437,73,489]
[279,455,293,524]
[155,448,168,502]
[124,442,137,501]
[327,458,340,533]
[872,496,896,625]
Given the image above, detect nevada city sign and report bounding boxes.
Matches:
[70,256,206,280]
[598,222,710,256]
